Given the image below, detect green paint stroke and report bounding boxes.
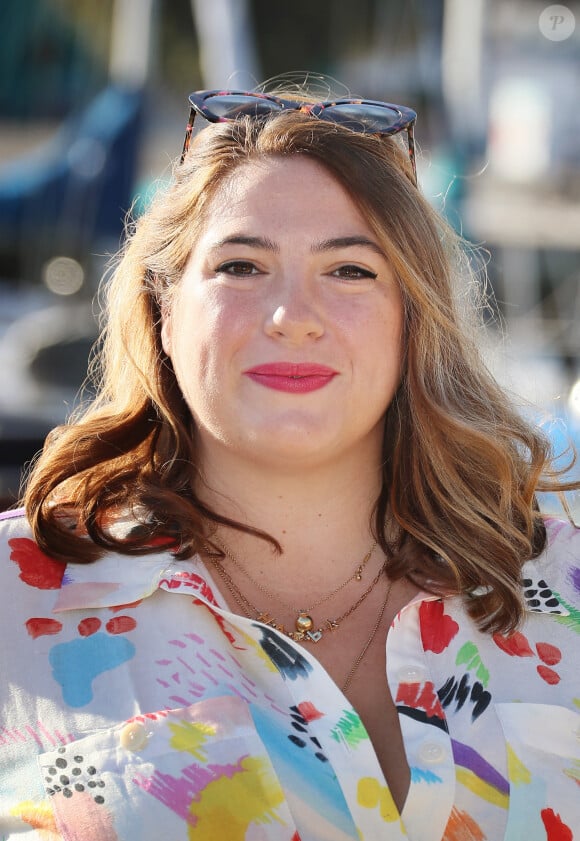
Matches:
[331,709,369,748]
[553,591,580,634]
[455,641,490,687]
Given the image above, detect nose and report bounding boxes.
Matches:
[264,277,324,343]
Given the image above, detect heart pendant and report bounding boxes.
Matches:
[307,630,323,642]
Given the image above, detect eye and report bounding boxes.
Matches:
[332,264,378,281]
[216,260,261,276]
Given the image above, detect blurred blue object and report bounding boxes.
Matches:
[0,84,144,279]
[536,404,580,518]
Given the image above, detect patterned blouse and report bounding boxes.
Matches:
[0,509,579,840]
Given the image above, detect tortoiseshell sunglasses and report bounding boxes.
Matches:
[180,89,418,185]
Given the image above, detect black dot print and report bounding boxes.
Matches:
[43,749,106,805]
[521,576,564,614]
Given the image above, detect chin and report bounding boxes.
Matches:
[243,421,340,464]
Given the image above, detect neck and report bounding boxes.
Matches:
[196,443,384,584]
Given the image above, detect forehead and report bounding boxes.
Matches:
[197,155,375,238]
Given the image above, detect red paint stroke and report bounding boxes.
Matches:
[492,631,534,658]
[296,701,324,722]
[160,571,220,607]
[396,680,445,719]
[193,599,245,650]
[541,808,573,841]
[106,615,137,634]
[109,600,143,613]
[536,642,562,666]
[537,665,561,685]
[25,617,63,639]
[419,600,459,653]
[78,617,102,636]
[9,538,65,589]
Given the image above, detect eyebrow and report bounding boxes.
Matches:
[213,234,384,257]
[213,235,280,251]
[311,236,385,258]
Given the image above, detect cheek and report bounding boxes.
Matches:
[168,290,246,382]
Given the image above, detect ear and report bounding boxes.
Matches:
[160,301,172,357]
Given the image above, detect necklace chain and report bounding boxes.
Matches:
[208,547,387,643]
[209,549,392,692]
[211,540,377,614]
[341,579,392,692]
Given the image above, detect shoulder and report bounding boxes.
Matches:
[0,507,67,592]
[522,516,580,613]
[0,507,33,540]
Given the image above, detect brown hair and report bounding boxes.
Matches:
[24,107,577,633]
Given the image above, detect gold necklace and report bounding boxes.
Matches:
[341,578,392,692]
[209,552,387,643]
[208,539,377,641]
[210,551,393,691]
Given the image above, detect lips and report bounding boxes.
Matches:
[244,362,338,393]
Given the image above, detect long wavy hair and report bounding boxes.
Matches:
[23,103,577,633]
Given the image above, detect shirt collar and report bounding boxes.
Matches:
[51,547,569,618]
[52,551,216,612]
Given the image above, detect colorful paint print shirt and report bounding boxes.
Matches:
[0,510,579,840]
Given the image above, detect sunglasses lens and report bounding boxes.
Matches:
[203,94,285,120]
[319,103,404,133]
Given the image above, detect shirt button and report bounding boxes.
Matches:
[397,666,427,683]
[419,742,445,764]
[120,722,149,751]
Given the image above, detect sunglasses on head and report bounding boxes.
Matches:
[181,89,418,185]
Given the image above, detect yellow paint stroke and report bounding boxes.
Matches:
[506,745,531,786]
[237,627,280,674]
[188,755,286,841]
[357,777,400,824]
[456,768,509,809]
[169,719,217,761]
[11,800,59,840]
[573,697,580,711]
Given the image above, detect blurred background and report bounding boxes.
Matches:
[0,0,579,513]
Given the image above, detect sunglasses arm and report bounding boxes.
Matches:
[180,107,196,163]
[406,123,417,185]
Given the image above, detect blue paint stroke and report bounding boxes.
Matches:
[49,632,135,707]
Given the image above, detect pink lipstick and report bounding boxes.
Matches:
[244,362,338,393]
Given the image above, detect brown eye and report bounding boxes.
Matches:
[217,260,260,276]
[332,265,377,280]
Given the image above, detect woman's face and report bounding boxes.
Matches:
[161,155,404,472]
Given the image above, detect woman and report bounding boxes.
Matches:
[1,86,579,840]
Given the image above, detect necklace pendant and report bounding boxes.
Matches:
[326,619,339,631]
[306,629,323,642]
[289,630,305,641]
[295,612,314,634]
